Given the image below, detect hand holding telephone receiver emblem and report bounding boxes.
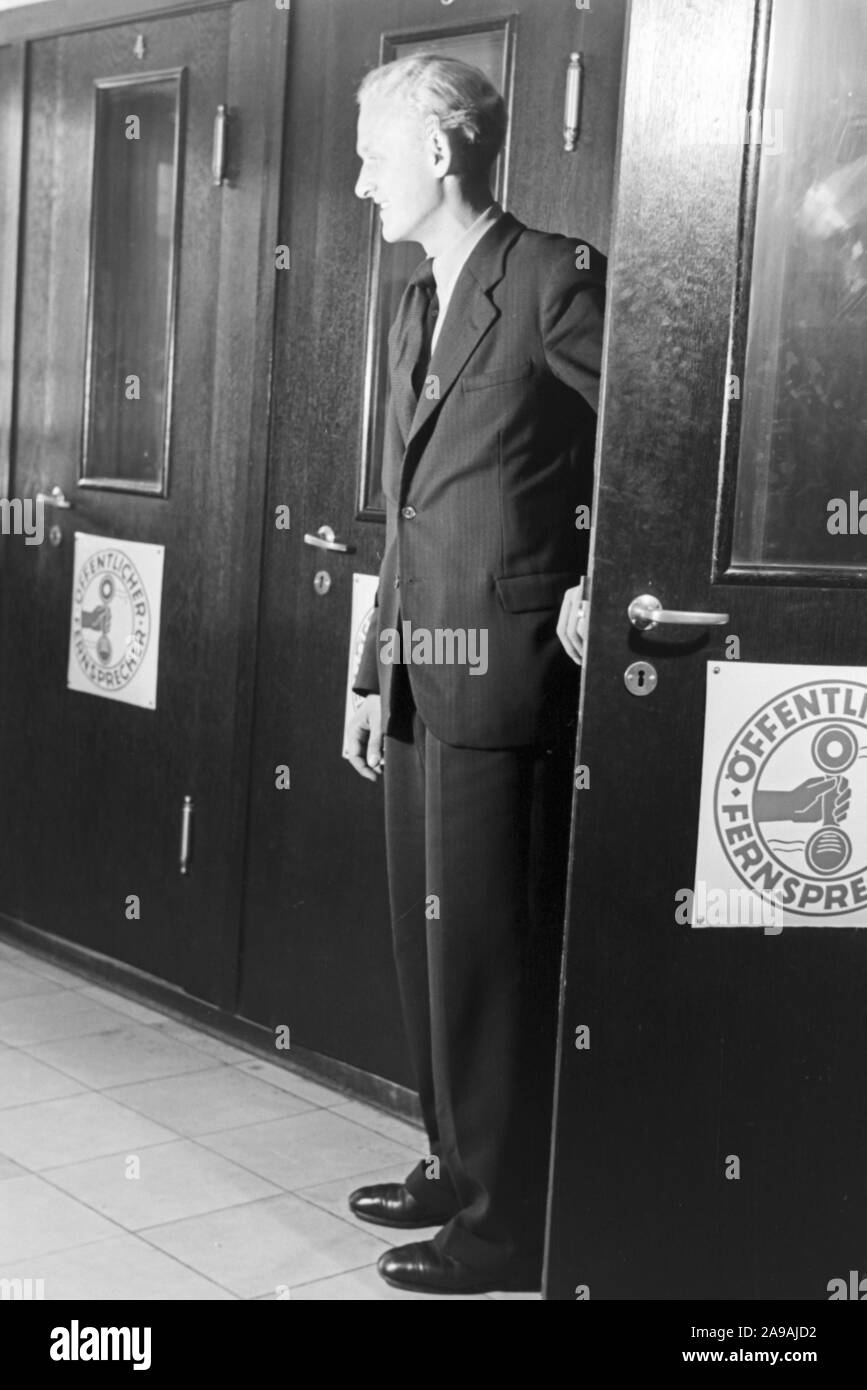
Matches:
[805,725,858,876]
[80,574,116,666]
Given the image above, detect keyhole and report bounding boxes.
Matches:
[624,661,657,697]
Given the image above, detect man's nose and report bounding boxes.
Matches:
[354,167,372,200]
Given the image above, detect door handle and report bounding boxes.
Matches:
[212,103,228,186]
[179,794,194,876]
[628,593,730,631]
[563,51,583,151]
[302,524,355,554]
[35,485,73,510]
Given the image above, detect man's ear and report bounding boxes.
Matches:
[424,115,454,179]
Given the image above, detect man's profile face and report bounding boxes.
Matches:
[355,96,443,245]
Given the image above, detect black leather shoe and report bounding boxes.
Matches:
[377,1239,541,1294]
[348,1183,457,1229]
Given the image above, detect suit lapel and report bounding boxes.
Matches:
[389,213,525,456]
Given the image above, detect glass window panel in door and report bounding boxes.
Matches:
[732,0,867,571]
[81,72,184,494]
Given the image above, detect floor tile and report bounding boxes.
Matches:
[142,1192,386,1298]
[44,1138,281,1230]
[8,958,89,988]
[0,990,130,1047]
[288,1264,491,1300]
[0,951,450,1301]
[147,1021,256,1065]
[197,1109,418,1191]
[0,1050,86,1108]
[328,1099,424,1150]
[0,943,40,967]
[0,1154,28,1181]
[0,1092,175,1170]
[0,1174,118,1260]
[105,1067,314,1137]
[234,1058,347,1108]
[0,965,62,1002]
[73,986,171,1025]
[8,1234,237,1300]
[26,1025,216,1089]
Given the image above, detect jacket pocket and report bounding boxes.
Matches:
[494,570,581,613]
[462,360,533,392]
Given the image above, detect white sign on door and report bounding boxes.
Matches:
[67,533,164,710]
[694,662,867,928]
[342,573,379,758]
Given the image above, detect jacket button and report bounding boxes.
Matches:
[401,506,416,520]
[393,574,400,589]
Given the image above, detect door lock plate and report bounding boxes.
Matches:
[313,570,331,596]
[624,661,657,696]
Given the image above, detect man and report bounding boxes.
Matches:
[346,54,602,1295]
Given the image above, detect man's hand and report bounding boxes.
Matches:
[755,776,851,825]
[557,580,587,666]
[346,694,384,781]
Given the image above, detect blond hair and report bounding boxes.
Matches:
[357,54,506,179]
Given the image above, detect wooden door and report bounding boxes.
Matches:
[239,0,626,1084]
[547,0,867,1299]
[0,1,286,1006]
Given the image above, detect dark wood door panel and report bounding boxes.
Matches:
[0,1,286,1008]
[1,13,227,982]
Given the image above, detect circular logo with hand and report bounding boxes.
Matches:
[71,548,151,692]
[714,681,867,917]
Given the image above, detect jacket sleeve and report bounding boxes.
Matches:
[541,239,606,414]
[352,588,380,696]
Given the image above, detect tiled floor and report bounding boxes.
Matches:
[0,940,537,1299]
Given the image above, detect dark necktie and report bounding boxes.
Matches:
[404,260,439,404]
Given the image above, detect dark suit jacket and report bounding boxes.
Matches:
[354,210,605,749]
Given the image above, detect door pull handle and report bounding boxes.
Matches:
[628,594,730,631]
[179,795,194,876]
[212,104,228,186]
[563,52,583,151]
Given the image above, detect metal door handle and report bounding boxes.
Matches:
[212,104,228,186]
[303,525,355,554]
[179,795,194,876]
[35,485,72,510]
[563,52,584,151]
[628,593,729,631]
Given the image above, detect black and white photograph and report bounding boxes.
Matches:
[0,0,865,1351]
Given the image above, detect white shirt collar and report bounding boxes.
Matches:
[431,203,502,304]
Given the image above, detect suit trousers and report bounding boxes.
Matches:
[383,664,574,1272]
